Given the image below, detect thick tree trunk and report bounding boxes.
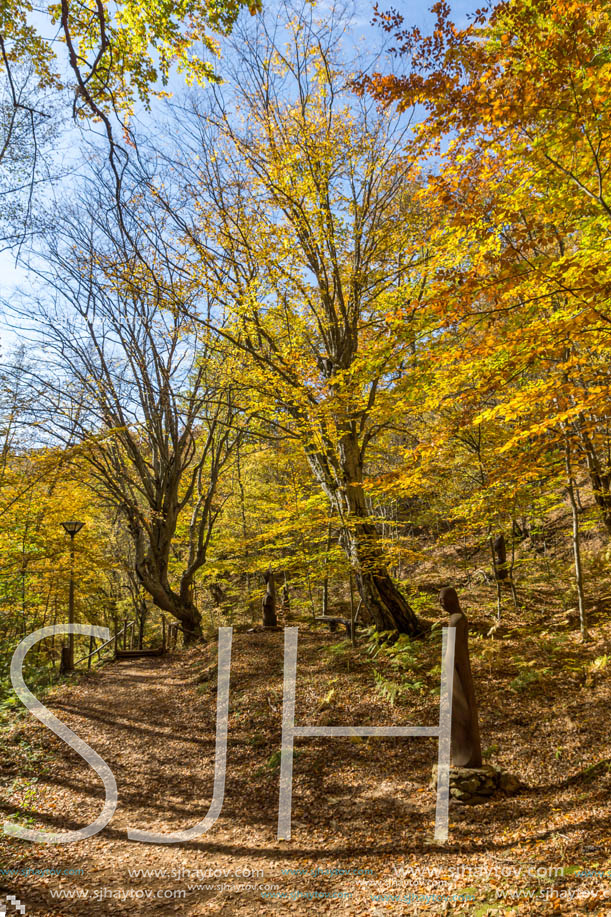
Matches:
[172,602,202,644]
[155,595,202,643]
[359,569,419,633]
[132,527,204,643]
[307,430,421,636]
[344,521,421,634]
[136,566,203,643]
[173,585,203,644]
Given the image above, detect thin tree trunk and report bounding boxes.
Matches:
[236,442,251,599]
[509,524,519,609]
[138,599,147,650]
[573,423,611,534]
[565,439,588,639]
[321,516,332,616]
[509,533,520,609]
[488,533,502,623]
[349,572,356,647]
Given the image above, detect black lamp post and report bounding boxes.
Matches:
[61,520,85,671]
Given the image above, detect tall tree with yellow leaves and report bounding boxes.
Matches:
[163,6,430,634]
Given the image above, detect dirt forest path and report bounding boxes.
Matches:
[1,628,611,916]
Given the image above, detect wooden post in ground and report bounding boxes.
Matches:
[123,618,127,650]
[88,634,94,670]
[162,616,167,653]
[439,586,482,768]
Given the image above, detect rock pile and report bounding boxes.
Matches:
[431,764,523,804]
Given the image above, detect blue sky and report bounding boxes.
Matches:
[0,0,483,354]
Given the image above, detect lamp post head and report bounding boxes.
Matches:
[61,520,85,536]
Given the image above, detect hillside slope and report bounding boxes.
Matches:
[1,622,610,916]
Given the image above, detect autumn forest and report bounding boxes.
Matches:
[1,0,610,913]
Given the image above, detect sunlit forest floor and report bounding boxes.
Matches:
[1,597,610,916]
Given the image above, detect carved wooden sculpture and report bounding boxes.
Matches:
[262,569,278,627]
[439,586,482,768]
[493,533,508,580]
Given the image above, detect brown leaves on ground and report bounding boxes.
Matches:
[0,614,610,916]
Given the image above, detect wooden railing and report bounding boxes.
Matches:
[161,616,180,653]
[73,619,136,669]
[72,615,182,669]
